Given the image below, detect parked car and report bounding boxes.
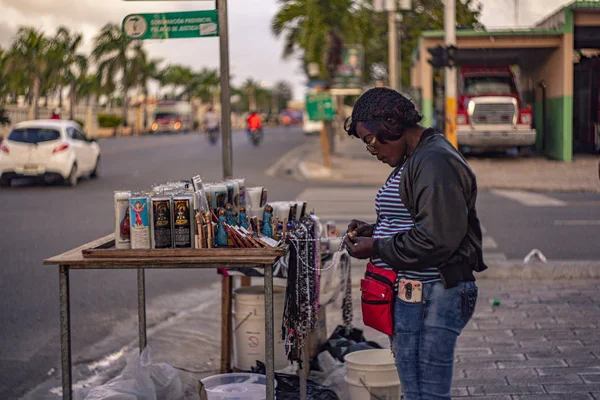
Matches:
[0,119,100,187]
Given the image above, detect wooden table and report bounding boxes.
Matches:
[44,235,285,400]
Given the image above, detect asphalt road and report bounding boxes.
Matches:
[0,127,313,398]
[1,126,599,398]
[477,190,600,261]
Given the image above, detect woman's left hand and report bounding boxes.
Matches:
[345,236,375,259]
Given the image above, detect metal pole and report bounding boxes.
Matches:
[444,0,458,148]
[388,9,398,91]
[218,0,233,179]
[59,266,72,400]
[397,14,402,92]
[263,263,275,400]
[514,0,519,26]
[137,268,147,353]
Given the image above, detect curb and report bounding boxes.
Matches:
[478,260,600,279]
[294,146,600,192]
[349,260,600,287]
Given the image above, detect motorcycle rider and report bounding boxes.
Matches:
[247,110,262,133]
[204,106,219,133]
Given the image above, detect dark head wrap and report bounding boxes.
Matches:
[344,87,422,143]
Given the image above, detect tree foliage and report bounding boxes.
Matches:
[272,0,483,87]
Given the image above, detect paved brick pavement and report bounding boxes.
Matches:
[328,276,600,399]
[26,275,600,399]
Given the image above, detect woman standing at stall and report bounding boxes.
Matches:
[343,87,487,400]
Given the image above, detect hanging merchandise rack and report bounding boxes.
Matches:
[44,172,354,400]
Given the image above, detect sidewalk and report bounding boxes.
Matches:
[25,267,600,399]
[299,136,600,193]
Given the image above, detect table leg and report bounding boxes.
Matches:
[59,265,72,400]
[300,341,309,400]
[264,263,275,399]
[137,268,147,353]
[220,276,233,373]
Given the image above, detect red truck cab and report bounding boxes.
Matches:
[456,66,536,152]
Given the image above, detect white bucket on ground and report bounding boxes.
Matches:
[344,349,402,400]
[201,373,276,400]
[233,286,287,371]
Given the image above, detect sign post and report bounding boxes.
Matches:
[306,93,336,169]
[217,0,233,180]
[122,11,219,40]
[121,7,233,179]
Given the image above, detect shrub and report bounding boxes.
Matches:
[0,106,10,126]
[74,119,85,128]
[98,114,122,128]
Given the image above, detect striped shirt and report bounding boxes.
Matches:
[371,166,440,284]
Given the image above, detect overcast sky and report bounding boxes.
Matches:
[0,0,572,99]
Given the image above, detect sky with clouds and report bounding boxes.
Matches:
[0,0,573,99]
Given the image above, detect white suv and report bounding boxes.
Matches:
[0,120,100,187]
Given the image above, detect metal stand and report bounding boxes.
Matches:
[59,266,72,400]
[46,235,283,400]
[137,268,147,352]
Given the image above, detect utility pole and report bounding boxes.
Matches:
[514,0,519,26]
[217,0,233,179]
[388,5,398,91]
[444,0,458,148]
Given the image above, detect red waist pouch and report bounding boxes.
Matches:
[360,262,397,336]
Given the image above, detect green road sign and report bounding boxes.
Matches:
[306,93,336,122]
[122,10,218,40]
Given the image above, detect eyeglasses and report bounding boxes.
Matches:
[365,136,378,154]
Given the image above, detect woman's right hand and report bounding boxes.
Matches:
[347,219,374,238]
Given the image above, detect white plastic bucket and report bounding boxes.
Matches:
[233,286,287,371]
[344,349,402,400]
[201,373,276,400]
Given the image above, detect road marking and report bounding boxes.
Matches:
[265,142,314,177]
[555,220,600,226]
[491,189,567,207]
[566,201,600,207]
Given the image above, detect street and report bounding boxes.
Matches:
[0,127,314,398]
[1,127,599,398]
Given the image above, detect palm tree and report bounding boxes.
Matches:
[93,23,135,126]
[193,68,220,104]
[77,74,101,107]
[162,65,194,100]
[55,27,88,120]
[182,68,220,103]
[6,27,49,119]
[271,0,361,80]
[242,78,258,111]
[128,44,162,129]
[0,47,8,102]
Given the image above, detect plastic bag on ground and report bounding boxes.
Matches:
[250,361,338,400]
[82,347,183,400]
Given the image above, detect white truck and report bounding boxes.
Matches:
[456,66,536,154]
[151,101,193,134]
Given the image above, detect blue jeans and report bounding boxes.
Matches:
[391,280,478,400]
